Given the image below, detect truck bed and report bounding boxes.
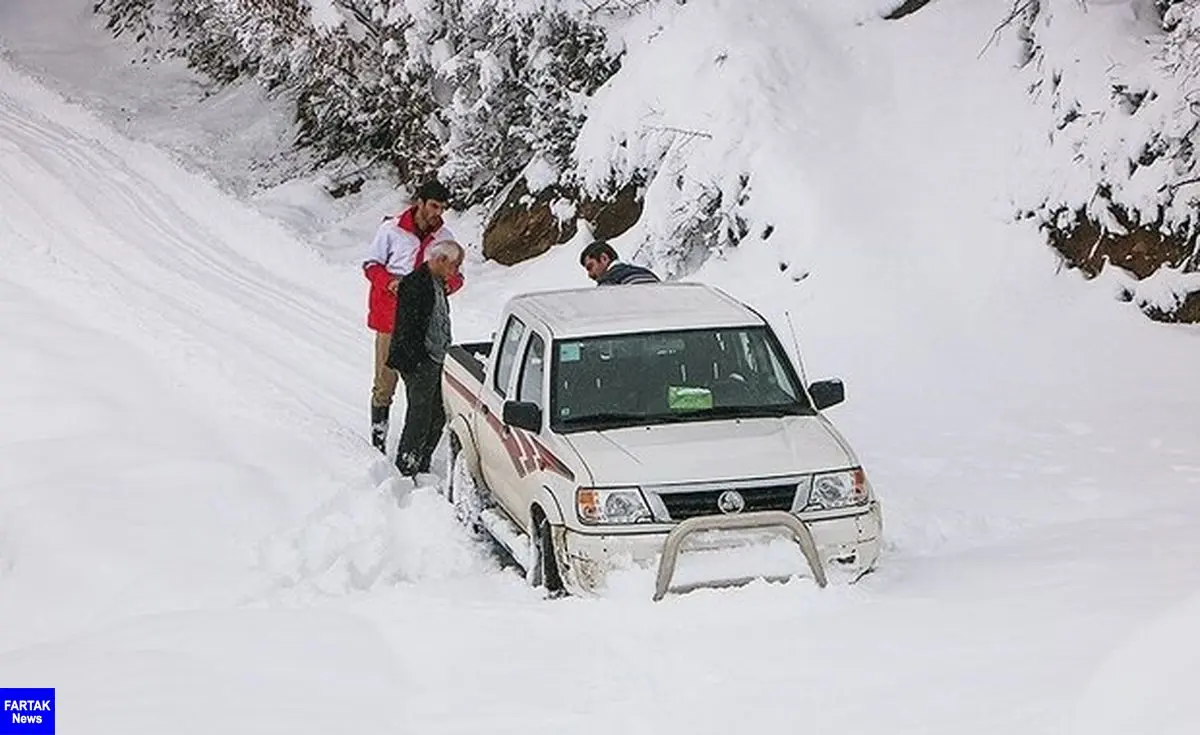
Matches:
[446,341,492,383]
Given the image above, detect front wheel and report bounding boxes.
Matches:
[528,512,565,598]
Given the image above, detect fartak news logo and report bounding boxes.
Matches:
[0,689,54,734]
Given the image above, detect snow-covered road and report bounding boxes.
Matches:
[0,56,386,641]
[3,2,1200,732]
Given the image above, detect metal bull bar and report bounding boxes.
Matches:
[653,511,828,601]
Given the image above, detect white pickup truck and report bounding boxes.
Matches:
[440,282,882,599]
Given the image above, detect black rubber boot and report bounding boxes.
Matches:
[370,405,390,453]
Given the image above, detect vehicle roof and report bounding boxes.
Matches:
[508,282,765,338]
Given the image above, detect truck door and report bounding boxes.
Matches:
[478,314,528,522]
[505,330,548,529]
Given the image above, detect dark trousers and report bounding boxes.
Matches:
[395,358,445,474]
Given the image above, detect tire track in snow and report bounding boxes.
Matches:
[10,109,349,347]
[0,99,348,352]
[0,78,367,440]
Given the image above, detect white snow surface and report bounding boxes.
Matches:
[2,0,1200,733]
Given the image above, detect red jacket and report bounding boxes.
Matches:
[363,206,464,333]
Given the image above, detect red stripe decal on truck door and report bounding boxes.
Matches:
[532,438,575,482]
[483,408,575,482]
[444,371,478,405]
[446,369,575,482]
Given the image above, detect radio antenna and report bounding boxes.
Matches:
[784,309,809,386]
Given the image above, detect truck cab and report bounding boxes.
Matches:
[441,282,881,598]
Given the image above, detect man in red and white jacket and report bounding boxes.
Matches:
[364,180,465,453]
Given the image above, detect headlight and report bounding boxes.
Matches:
[802,468,869,511]
[576,487,653,525]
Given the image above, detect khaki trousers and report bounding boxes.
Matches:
[372,331,400,408]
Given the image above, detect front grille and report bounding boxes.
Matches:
[656,484,798,521]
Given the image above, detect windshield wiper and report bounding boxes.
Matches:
[674,404,812,420]
[558,405,810,431]
[559,411,662,428]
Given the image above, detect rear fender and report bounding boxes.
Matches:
[447,414,482,482]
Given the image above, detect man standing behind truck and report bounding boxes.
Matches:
[363,180,464,453]
[579,240,660,285]
[385,240,465,478]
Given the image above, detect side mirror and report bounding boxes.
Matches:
[808,379,845,411]
[502,401,543,433]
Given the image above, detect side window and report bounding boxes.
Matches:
[493,316,526,398]
[517,333,546,410]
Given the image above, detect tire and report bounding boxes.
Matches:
[446,435,484,534]
[439,433,460,500]
[529,510,565,597]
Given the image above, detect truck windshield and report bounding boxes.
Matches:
[550,327,815,432]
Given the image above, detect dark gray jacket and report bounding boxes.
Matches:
[386,264,451,372]
[596,261,660,285]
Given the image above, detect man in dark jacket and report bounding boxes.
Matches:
[385,240,465,478]
[580,241,660,285]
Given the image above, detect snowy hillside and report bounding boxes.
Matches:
[2,0,1200,734]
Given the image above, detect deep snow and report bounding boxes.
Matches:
[2,0,1200,733]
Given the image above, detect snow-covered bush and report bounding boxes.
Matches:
[434,1,620,202]
[1017,0,1200,318]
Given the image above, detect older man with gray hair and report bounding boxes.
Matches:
[385,240,465,478]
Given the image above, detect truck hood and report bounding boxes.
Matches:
[563,416,855,487]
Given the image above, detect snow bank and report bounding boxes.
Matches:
[258,483,503,598]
